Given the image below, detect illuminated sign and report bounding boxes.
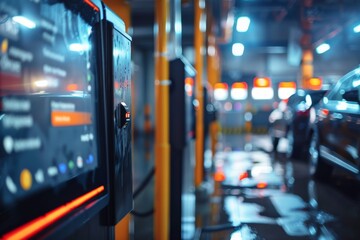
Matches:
[214,82,229,101]
[278,81,296,99]
[252,77,274,100]
[231,82,248,100]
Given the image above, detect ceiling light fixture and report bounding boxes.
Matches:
[232,43,244,56]
[316,43,330,54]
[353,24,360,33]
[236,16,250,32]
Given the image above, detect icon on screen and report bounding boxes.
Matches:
[47,166,58,177]
[86,154,94,164]
[6,176,17,194]
[34,169,44,183]
[58,163,67,174]
[77,156,83,168]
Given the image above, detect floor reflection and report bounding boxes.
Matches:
[132,133,360,240]
[196,134,360,240]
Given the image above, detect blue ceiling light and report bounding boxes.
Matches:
[236,16,250,32]
[232,43,244,56]
[353,24,360,33]
[316,43,330,54]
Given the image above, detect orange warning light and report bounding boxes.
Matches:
[309,77,322,90]
[214,82,229,90]
[254,77,271,88]
[214,171,226,182]
[278,82,296,89]
[256,182,268,189]
[232,82,248,89]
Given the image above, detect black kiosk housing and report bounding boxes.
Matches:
[101,4,133,225]
[169,57,196,240]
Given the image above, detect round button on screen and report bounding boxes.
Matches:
[20,169,32,190]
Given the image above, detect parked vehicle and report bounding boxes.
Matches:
[309,68,360,179]
[269,89,327,158]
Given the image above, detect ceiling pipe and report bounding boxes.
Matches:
[274,0,297,22]
[214,0,235,44]
[312,0,358,48]
[313,25,342,48]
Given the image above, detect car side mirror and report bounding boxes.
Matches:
[343,89,360,103]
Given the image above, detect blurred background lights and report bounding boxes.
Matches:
[232,43,244,56]
[69,43,90,52]
[236,16,250,32]
[231,82,248,100]
[12,16,36,29]
[353,24,360,33]
[214,83,229,101]
[278,82,296,100]
[316,43,330,54]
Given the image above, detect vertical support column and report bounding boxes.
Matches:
[194,0,206,188]
[207,31,220,158]
[154,0,170,239]
[300,0,314,89]
[114,215,130,240]
[102,1,132,239]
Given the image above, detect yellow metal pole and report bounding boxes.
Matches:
[300,0,313,89]
[102,0,131,31]
[194,0,205,187]
[301,49,313,89]
[154,0,170,239]
[102,1,132,239]
[207,26,220,158]
[114,214,130,240]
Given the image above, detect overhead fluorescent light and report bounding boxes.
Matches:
[316,43,330,54]
[353,24,360,33]
[236,16,250,32]
[12,16,36,29]
[232,43,244,56]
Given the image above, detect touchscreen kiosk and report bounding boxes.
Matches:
[0,0,108,238]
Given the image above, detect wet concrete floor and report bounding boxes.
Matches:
[132,134,360,240]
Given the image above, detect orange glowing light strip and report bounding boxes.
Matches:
[84,0,99,12]
[2,186,105,240]
[232,82,248,89]
[214,82,228,90]
[254,77,271,88]
[51,111,92,127]
[278,82,296,89]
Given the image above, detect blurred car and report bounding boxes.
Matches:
[308,68,360,179]
[268,89,327,158]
